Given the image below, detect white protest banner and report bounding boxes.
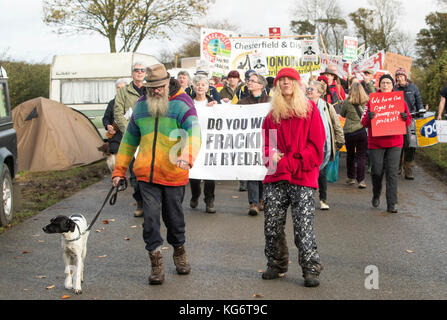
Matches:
[343,36,358,62]
[319,50,385,81]
[200,28,321,78]
[436,120,447,143]
[189,103,270,180]
[351,50,385,80]
[319,54,349,79]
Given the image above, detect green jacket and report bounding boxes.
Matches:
[340,99,366,134]
[219,83,242,100]
[114,82,142,133]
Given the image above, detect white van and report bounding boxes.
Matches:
[50,52,160,134]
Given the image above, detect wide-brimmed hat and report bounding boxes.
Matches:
[320,67,338,78]
[144,64,170,87]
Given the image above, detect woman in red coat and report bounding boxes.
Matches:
[361,74,412,213]
[261,68,325,287]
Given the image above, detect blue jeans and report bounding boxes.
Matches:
[247,180,263,205]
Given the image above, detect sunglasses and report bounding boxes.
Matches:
[133,68,145,73]
[306,87,315,92]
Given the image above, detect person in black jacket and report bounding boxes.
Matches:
[394,67,423,180]
[101,78,128,157]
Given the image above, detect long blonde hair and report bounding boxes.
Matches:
[270,80,310,123]
[349,82,369,105]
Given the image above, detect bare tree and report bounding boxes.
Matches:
[43,0,211,53]
[289,0,346,54]
[367,0,404,51]
[392,31,415,57]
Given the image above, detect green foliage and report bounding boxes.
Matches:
[417,49,447,113]
[290,20,316,35]
[0,60,50,109]
[415,12,447,68]
[349,8,376,49]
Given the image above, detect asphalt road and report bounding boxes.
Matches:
[1,154,446,301]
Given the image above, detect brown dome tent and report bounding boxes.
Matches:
[12,97,104,171]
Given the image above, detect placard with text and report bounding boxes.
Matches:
[370,91,406,137]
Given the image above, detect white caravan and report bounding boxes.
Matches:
[50,52,160,134]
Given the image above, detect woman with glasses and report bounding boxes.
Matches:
[189,74,219,213]
[306,81,344,210]
[361,74,412,213]
[237,72,271,216]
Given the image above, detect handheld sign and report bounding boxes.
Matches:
[343,36,358,62]
[370,91,406,137]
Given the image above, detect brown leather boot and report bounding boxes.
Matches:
[173,245,191,275]
[148,250,164,285]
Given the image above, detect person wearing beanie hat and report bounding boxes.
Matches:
[395,67,407,80]
[273,67,300,86]
[393,66,424,180]
[379,73,395,87]
[361,72,412,213]
[261,67,325,287]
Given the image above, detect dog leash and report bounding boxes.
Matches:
[86,178,128,232]
[66,179,127,242]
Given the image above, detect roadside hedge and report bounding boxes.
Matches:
[0,60,50,109]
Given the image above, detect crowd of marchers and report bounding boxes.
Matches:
[98,60,445,288]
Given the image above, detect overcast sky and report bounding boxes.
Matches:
[0,0,440,64]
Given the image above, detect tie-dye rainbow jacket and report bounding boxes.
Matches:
[112,88,201,186]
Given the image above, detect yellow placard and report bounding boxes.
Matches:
[415,115,438,147]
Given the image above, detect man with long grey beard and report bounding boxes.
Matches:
[112,64,201,285]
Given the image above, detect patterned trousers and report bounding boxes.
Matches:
[263,181,322,275]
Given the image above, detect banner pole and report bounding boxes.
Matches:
[320,34,329,64]
[227,34,315,40]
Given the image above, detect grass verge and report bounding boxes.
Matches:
[0,160,109,234]
[415,143,447,186]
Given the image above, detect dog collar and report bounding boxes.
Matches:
[66,224,83,242]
